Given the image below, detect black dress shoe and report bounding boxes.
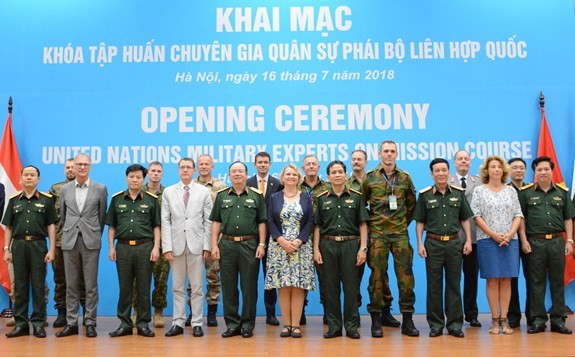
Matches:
[551,325,573,334]
[56,325,79,337]
[429,328,443,337]
[165,325,184,337]
[33,326,46,338]
[508,320,520,328]
[401,319,420,337]
[468,318,482,327]
[346,330,360,339]
[527,325,546,334]
[6,326,30,338]
[137,327,155,337]
[109,327,133,337]
[266,316,280,326]
[86,325,97,338]
[185,314,192,327]
[192,326,204,337]
[448,329,465,338]
[221,328,241,338]
[323,330,342,339]
[241,328,253,338]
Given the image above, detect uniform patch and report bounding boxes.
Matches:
[118,204,127,209]
[246,199,255,203]
[140,204,149,208]
[345,199,354,203]
[449,197,459,202]
[35,203,45,208]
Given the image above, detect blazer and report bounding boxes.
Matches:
[450,173,482,243]
[161,181,212,256]
[60,179,108,250]
[247,174,284,204]
[267,191,314,243]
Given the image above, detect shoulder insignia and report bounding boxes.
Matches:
[217,186,229,193]
[112,191,124,197]
[450,185,464,191]
[557,184,569,192]
[317,190,329,197]
[419,186,432,194]
[349,188,362,196]
[521,183,534,191]
[145,191,158,199]
[9,191,22,199]
[40,191,53,198]
[249,187,263,195]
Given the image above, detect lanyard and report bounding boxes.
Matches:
[382,172,397,194]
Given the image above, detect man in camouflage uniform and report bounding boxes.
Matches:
[190,154,226,327]
[49,158,85,328]
[300,154,331,324]
[347,149,368,191]
[361,140,419,337]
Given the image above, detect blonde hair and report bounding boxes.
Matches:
[280,164,303,186]
[479,155,509,184]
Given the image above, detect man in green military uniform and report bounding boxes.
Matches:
[361,140,419,337]
[3,165,56,338]
[300,154,330,324]
[210,161,267,338]
[131,161,167,328]
[518,156,575,334]
[49,158,85,328]
[106,164,161,337]
[413,158,473,338]
[191,154,226,327]
[314,160,369,339]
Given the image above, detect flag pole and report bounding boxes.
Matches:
[539,91,544,110]
[0,96,14,319]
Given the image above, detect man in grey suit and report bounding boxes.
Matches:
[56,153,108,338]
[246,151,283,326]
[163,157,213,337]
[449,150,482,328]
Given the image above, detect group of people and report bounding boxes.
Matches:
[1,140,573,340]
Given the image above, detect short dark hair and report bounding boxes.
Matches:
[229,161,248,173]
[178,157,195,168]
[21,165,40,177]
[531,156,554,171]
[351,149,368,160]
[126,164,147,178]
[326,160,347,175]
[429,158,449,172]
[254,152,271,163]
[508,157,526,167]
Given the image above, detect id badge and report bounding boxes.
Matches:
[389,195,398,210]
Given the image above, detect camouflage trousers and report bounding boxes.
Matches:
[366,233,415,313]
[133,254,170,311]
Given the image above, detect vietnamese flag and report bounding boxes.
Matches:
[0,100,23,295]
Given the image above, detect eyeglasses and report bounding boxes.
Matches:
[75,163,90,167]
[179,165,195,170]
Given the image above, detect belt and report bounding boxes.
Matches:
[320,235,359,242]
[221,234,256,242]
[426,233,459,242]
[532,233,563,239]
[116,238,153,246]
[14,235,45,241]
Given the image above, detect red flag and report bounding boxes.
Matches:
[0,112,23,295]
[536,107,575,285]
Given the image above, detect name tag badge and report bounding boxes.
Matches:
[389,195,398,210]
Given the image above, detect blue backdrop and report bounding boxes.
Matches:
[1,0,575,316]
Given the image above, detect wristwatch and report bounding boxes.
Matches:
[258,243,267,248]
[360,246,368,253]
[3,246,10,252]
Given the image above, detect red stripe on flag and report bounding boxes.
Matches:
[0,113,23,295]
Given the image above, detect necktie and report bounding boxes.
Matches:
[183,186,190,207]
[460,177,467,189]
[259,178,266,196]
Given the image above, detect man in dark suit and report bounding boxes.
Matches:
[56,153,108,338]
[246,151,283,326]
[449,150,482,328]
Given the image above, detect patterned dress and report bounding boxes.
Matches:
[264,201,316,290]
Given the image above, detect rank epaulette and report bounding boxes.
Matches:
[317,190,329,197]
[217,186,230,193]
[521,183,534,191]
[40,191,53,198]
[349,188,362,196]
[419,186,432,194]
[249,187,263,195]
[112,191,124,197]
[556,184,569,192]
[450,185,464,191]
[145,191,158,199]
[9,191,22,199]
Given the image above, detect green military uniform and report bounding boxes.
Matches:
[361,164,417,313]
[106,190,161,329]
[315,187,369,333]
[347,174,365,192]
[209,186,267,332]
[194,176,227,305]
[49,180,85,311]
[132,183,167,312]
[518,182,575,328]
[2,190,56,328]
[413,185,472,331]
